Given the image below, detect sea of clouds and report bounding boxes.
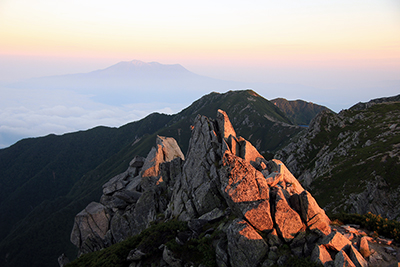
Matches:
[0,86,184,148]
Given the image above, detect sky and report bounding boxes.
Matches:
[0,0,400,148]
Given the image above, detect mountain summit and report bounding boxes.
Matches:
[92,60,192,76]
[9,60,254,104]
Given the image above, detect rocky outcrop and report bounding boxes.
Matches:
[69,109,391,267]
[70,202,111,253]
[70,135,185,256]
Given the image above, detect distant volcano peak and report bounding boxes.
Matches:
[103,60,189,73]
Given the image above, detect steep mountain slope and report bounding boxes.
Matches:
[0,90,303,267]
[271,97,331,125]
[0,113,174,267]
[67,110,332,267]
[64,110,393,267]
[275,95,400,219]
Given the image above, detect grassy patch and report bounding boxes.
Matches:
[66,219,187,267]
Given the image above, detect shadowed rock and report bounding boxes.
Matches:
[347,244,368,267]
[226,219,268,267]
[299,190,331,236]
[70,202,111,253]
[334,250,356,267]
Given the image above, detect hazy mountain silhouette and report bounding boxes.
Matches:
[9,60,321,105]
[10,60,254,104]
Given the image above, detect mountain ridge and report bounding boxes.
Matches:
[275,96,400,219]
[271,97,332,125]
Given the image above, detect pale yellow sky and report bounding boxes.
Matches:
[1,0,399,66]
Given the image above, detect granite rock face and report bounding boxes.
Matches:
[69,110,379,267]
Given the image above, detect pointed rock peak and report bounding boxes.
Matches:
[216,109,236,139]
[141,136,184,177]
[156,135,185,161]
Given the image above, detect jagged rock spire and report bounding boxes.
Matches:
[70,109,380,267]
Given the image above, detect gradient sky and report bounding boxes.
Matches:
[0,0,400,147]
[1,0,399,82]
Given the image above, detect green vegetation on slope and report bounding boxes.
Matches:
[312,103,400,210]
[0,113,174,267]
[276,101,400,218]
[271,97,331,125]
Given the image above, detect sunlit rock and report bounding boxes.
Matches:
[311,244,333,266]
[321,231,351,252]
[216,109,236,139]
[141,135,184,177]
[273,188,305,242]
[359,236,371,258]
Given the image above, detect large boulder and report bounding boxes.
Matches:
[334,250,356,267]
[321,232,351,252]
[219,151,274,232]
[298,190,331,236]
[273,188,305,242]
[226,219,268,267]
[347,245,368,267]
[359,236,371,258]
[70,202,111,253]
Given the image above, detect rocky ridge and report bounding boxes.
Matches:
[68,110,396,267]
[275,99,400,219]
[271,98,331,126]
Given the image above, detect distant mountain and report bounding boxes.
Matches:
[0,90,305,267]
[9,60,254,105]
[349,93,400,111]
[8,60,329,108]
[271,98,332,125]
[275,94,400,219]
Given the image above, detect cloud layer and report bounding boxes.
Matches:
[0,86,184,148]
